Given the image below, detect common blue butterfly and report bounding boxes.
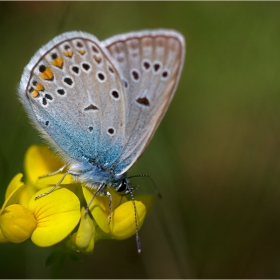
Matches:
[18,29,185,252]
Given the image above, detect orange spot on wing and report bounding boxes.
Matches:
[78,50,85,55]
[63,51,73,57]
[31,90,39,98]
[40,67,53,80]
[93,55,101,63]
[52,57,63,68]
[35,83,44,91]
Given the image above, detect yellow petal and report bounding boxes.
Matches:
[110,200,146,239]
[81,235,95,254]
[28,187,80,247]
[24,145,73,187]
[75,207,95,249]
[71,231,95,255]
[91,204,110,233]
[1,174,25,215]
[18,187,35,208]
[5,173,24,200]
[0,204,37,243]
[82,187,109,233]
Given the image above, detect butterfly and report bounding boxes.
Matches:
[18,29,185,252]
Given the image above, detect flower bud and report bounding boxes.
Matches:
[0,204,37,243]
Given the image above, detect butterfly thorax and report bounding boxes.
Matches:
[69,160,128,191]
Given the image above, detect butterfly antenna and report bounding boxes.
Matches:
[128,187,141,254]
[128,174,162,199]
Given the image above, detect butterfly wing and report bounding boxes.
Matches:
[18,31,127,168]
[102,29,186,175]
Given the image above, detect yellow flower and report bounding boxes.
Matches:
[0,174,80,246]
[0,173,29,243]
[1,145,152,255]
[82,187,147,241]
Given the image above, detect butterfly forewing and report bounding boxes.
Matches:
[102,30,185,174]
[19,32,126,167]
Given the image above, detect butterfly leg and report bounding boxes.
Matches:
[38,165,67,179]
[84,182,106,216]
[101,190,112,225]
[35,169,81,200]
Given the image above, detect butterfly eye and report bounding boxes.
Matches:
[117,180,127,193]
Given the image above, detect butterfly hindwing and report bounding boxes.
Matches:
[102,30,185,174]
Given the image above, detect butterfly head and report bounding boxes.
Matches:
[115,177,136,195]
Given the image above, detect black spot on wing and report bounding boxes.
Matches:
[84,104,99,111]
[136,97,150,106]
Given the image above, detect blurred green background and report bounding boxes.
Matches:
[1,1,280,278]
